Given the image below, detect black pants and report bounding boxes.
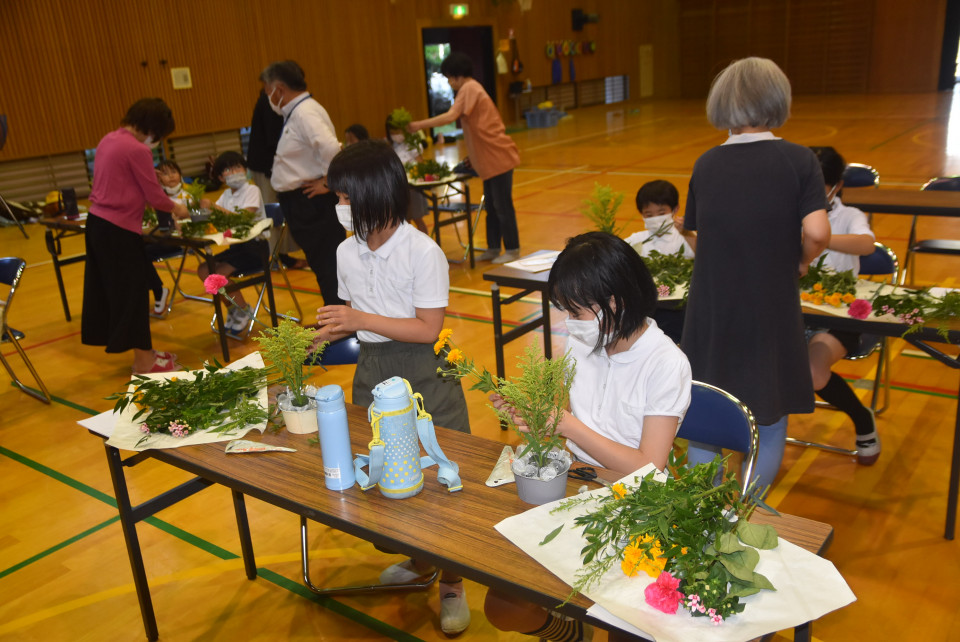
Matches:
[277,189,345,306]
[483,169,519,251]
[81,214,152,353]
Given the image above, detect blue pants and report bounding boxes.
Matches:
[685,415,788,492]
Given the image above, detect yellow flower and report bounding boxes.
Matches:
[611,483,627,499]
[620,535,666,578]
[842,293,856,304]
[813,283,823,292]
[446,348,464,364]
[825,293,842,307]
[433,328,454,355]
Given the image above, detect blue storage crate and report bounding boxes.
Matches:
[524,108,562,129]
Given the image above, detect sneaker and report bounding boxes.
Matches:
[856,431,881,465]
[477,248,501,261]
[439,581,470,636]
[153,350,178,364]
[133,354,179,375]
[228,307,252,333]
[152,287,170,316]
[491,249,521,265]
[379,559,437,585]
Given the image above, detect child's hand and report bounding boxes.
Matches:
[407,121,422,133]
[171,202,190,221]
[199,198,212,210]
[672,214,685,230]
[489,393,529,431]
[316,304,364,334]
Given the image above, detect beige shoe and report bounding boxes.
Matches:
[477,248,501,261]
[439,581,470,635]
[491,249,521,264]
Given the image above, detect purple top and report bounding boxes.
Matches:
[88,128,176,234]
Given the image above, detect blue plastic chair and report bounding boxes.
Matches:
[308,335,361,366]
[677,381,758,491]
[0,258,51,403]
[841,163,880,188]
[902,176,960,284]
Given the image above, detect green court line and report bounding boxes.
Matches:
[0,515,120,580]
[0,444,419,637]
[256,568,423,642]
[4,382,99,415]
[869,118,936,151]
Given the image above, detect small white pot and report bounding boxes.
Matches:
[278,392,318,434]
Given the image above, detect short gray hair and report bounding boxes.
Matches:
[706,57,791,130]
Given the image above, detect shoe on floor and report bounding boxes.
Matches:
[856,431,881,465]
[133,354,179,375]
[477,248,501,261]
[227,307,252,333]
[153,350,177,364]
[491,249,521,264]
[152,287,170,316]
[379,559,437,585]
[439,581,470,636]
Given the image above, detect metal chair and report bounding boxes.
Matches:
[793,242,897,456]
[677,380,758,492]
[902,176,960,284]
[0,258,51,403]
[841,163,879,188]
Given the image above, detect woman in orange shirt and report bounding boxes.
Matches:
[409,52,522,264]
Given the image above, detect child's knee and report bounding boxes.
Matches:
[483,589,541,632]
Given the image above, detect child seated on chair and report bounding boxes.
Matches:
[624,180,694,343]
[484,231,692,642]
[197,151,268,335]
[624,180,695,259]
[146,160,194,317]
[807,146,880,465]
[386,115,429,234]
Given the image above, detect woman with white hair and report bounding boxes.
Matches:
[680,57,831,491]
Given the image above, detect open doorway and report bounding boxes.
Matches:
[422,26,496,141]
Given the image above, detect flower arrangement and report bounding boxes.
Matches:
[406,159,452,183]
[203,274,327,409]
[580,182,627,235]
[865,287,960,339]
[387,106,425,150]
[798,257,857,307]
[435,330,576,469]
[180,207,257,238]
[642,249,694,298]
[107,362,269,447]
[548,453,777,624]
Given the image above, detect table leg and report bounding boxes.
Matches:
[491,283,505,380]
[794,621,812,642]
[430,191,442,245]
[231,491,258,580]
[946,394,959,540]
[261,242,278,328]
[464,184,474,268]
[104,444,158,641]
[45,229,71,321]
[542,291,552,359]
[213,293,230,362]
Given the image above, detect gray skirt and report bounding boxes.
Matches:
[353,340,471,434]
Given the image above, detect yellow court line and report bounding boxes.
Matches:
[513,164,593,188]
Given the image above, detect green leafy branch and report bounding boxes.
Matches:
[580,182,627,235]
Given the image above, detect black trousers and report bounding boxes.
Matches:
[277,189,345,306]
[81,214,152,353]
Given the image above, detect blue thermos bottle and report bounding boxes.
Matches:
[315,385,356,491]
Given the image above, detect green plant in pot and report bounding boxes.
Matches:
[253,319,328,434]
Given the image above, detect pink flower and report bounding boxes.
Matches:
[848,298,872,320]
[139,424,150,433]
[657,284,670,298]
[711,614,723,625]
[203,274,229,295]
[644,571,684,614]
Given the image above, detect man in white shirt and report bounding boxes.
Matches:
[262,60,345,305]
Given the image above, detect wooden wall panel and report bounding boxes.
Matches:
[868,0,947,93]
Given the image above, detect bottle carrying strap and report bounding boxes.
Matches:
[413,392,462,492]
[354,408,387,491]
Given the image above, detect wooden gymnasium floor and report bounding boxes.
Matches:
[2,88,960,641]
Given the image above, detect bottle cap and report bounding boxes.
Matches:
[315,384,345,412]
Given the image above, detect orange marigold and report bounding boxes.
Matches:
[812,294,824,306]
[446,348,464,364]
[433,328,454,355]
[800,291,812,301]
[620,535,666,578]
[813,283,824,292]
[611,483,628,500]
[825,293,843,307]
[842,293,856,304]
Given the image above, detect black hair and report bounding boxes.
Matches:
[156,160,182,175]
[548,231,658,354]
[345,123,369,141]
[260,60,307,91]
[440,52,474,78]
[635,180,679,212]
[810,146,846,187]
[327,140,409,242]
[212,151,246,179]
[385,115,401,139]
[121,98,175,140]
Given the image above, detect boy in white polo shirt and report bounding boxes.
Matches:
[197,151,267,334]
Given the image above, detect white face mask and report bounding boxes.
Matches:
[335,203,353,232]
[390,133,405,143]
[644,212,674,233]
[143,135,159,149]
[564,310,611,350]
[162,183,181,196]
[268,87,284,116]
[224,173,247,190]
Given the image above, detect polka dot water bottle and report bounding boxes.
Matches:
[369,377,424,498]
[315,385,356,491]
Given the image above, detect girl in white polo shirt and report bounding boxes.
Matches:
[485,231,692,641]
[315,139,471,636]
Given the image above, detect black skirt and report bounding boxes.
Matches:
[81,214,152,353]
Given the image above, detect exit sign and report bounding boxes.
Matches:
[449,3,468,19]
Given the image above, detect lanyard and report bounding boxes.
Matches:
[282,94,312,131]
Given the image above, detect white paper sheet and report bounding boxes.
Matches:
[495,465,856,642]
[101,352,269,451]
[199,217,272,246]
[503,249,560,273]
